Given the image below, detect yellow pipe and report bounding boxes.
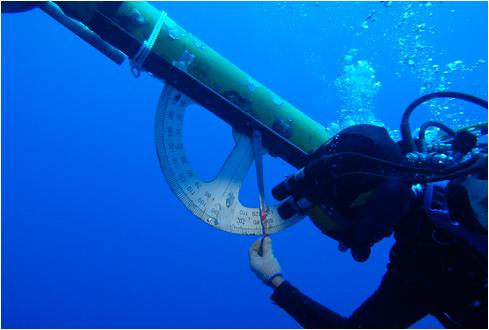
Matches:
[56,1,331,156]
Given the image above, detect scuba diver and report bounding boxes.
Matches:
[249,92,488,328]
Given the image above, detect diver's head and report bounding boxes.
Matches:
[311,124,405,209]
[305,125,411,261]
[275,91,488,261]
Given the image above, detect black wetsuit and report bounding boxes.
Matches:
[271,203,488,328]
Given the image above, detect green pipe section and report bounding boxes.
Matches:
[56,1,331,157]
[47,1,346,237]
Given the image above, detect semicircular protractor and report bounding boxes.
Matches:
[154,85,303,235]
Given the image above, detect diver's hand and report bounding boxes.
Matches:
[248,237,283,288]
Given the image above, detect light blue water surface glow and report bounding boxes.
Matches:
[2,2,487,328]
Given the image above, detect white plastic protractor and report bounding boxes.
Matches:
[154,85,303,235]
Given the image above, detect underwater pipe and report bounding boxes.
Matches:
[40,1,331,169]
[34,1,351,236]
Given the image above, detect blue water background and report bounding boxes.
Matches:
[2,2,487,328]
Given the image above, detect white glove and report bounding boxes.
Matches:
[248,236,282,287]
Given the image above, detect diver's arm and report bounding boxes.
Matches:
[270,275,284,288]
[1,2,38,13]
[271,281,355,328]
[249,236,430,328]
[270,252,431,329]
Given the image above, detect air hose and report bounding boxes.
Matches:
[400,92,488,153]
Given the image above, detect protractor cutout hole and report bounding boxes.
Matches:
[183,104,234,182]
[238,151,297,208]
